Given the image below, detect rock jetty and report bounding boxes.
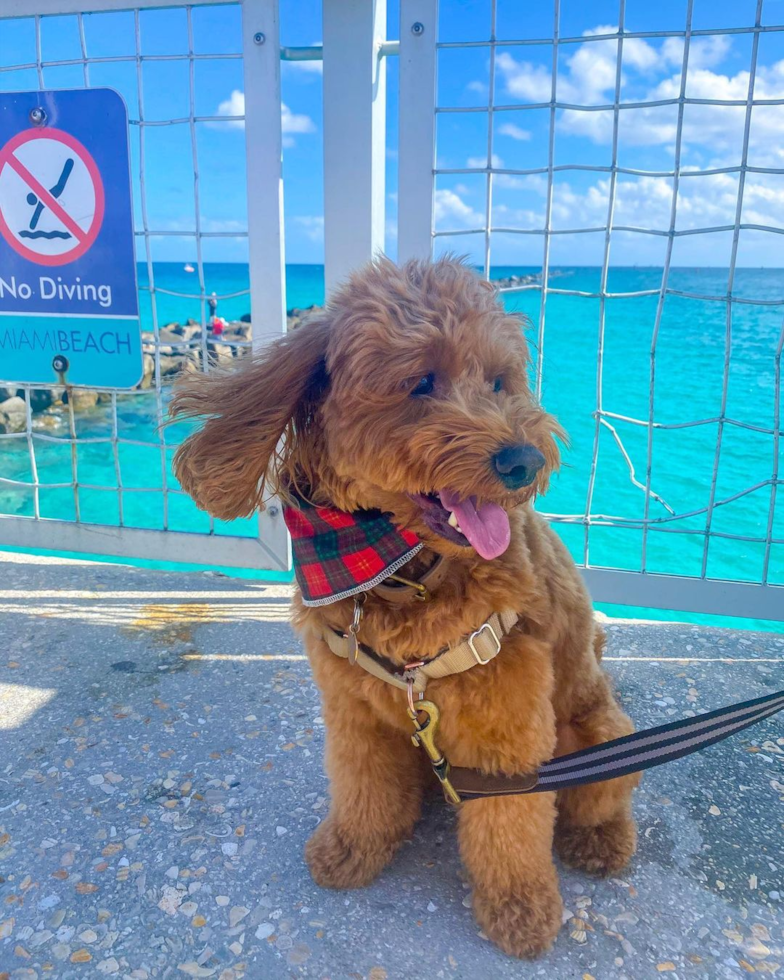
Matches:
[0,305,323,433]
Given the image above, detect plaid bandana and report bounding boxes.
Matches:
[283,497,422,606]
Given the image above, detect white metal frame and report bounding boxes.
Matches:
[322,0,387,294]
[397,0,437,263]
[397,0,784,621]
[0,0,290,570]
[2,0,783,619]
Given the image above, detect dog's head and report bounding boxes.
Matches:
[171,257,564,561]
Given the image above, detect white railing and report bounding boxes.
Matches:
[1,0,782,622]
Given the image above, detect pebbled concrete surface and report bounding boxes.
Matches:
[0,550,782,980]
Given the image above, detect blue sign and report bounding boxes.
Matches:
[0,88,142,388]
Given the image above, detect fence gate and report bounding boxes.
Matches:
[397,0,784,622]
[0,0,290,571]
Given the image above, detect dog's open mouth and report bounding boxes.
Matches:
[408,490,511,560]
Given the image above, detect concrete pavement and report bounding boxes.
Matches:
[0,551,782,980]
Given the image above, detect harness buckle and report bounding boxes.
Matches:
[467,621,501,666]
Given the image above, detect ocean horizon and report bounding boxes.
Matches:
[2,262,783,630]
[134,262,784,328]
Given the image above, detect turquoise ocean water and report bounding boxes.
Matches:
[1,263,782,628]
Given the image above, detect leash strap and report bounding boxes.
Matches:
[448,688,784,799]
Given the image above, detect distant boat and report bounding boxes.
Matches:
[184,263,195,273]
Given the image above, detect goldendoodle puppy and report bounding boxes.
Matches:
[171,257,638,958]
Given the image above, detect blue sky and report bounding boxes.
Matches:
[2,0,784,266]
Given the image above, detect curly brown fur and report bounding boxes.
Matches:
[171,256,638,958]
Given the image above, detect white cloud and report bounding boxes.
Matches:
[281,102,316,134]
[486,169,784,238]
[466,153,503,169]
[498,122,531,141]
[492,201,542,230]
[293,215,324,241]
[560,61,784,150]
[213,90,316,146]
[497,27,655,106]
[497,26,638,105]
[496,26,784,155]
[214,89,246,129]
[453,28,784,262]
[434,188,483,228]
[497,52,553,103]
[202,218,247,234]
[457,32,784,242]
[283,59,323,75]
[435,162,784,266]
[465,154,534,190]
[662,35,731,71]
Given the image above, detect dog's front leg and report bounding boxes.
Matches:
[554,674,640,876]
[305,653,425,889]
[459,793,562,958]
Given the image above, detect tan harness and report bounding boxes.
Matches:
[320,608,519,694]
[317,550,519,694]
[315,552,521,804]
[314,551,784,807]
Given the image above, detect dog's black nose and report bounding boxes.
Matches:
[492,444,546,490]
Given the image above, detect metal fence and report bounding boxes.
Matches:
[398,0,784,621]
[1,0,783,621]
[0,0,290,570]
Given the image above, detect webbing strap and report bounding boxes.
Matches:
[449,688,784,799]
[320,609,519,693]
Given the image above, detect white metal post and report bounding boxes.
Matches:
[242,0,287,350]
[241,0,290,569]
[322,0,387,294]
[397,0,437,262]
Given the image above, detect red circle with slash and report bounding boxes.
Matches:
[0,127,105,266]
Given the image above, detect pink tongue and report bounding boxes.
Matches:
[439,491,511,560]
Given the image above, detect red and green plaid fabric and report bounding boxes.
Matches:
[283,497,422,606]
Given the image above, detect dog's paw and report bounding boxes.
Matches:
[305,818,393,890]
[555,812,637,876]
[471,879,563,959]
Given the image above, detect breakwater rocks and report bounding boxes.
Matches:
[493,270,571,290]
[0,305,324,433]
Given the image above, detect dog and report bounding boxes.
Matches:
[171,257,639,958]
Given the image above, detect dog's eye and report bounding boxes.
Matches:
[411,373,435,397]
[493,376,504,393]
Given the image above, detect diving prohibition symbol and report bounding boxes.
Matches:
[0,127,105,267]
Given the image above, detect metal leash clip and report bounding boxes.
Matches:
[407,697,462,806]
[346,593,366,666]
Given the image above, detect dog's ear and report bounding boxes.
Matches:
[170,316,331,520]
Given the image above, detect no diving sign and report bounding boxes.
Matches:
[0,89,141,388]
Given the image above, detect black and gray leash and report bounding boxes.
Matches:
[412,688,784,802]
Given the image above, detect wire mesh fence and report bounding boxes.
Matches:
[426,0,784,604]
[1,0,783,614]
[0,1,289,568]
